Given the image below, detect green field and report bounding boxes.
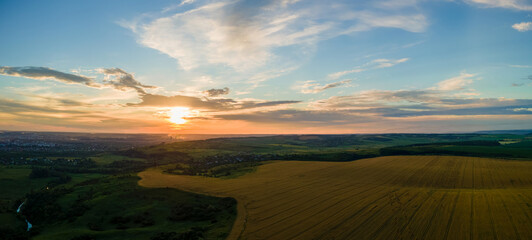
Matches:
[29,175,236,240]
[124,134,532,178]
[0,166,104,239]
[0,166,236,240]
[140,155,532,240]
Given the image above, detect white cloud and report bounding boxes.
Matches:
[510,64,532,68]
[247,66,300,89]
[512,107,532,112]
[315,72,479,111]
[373,58,410,68]
[512,21,532,31]
[436,72,476,91]
[181,0,195,5]
[298,79,352,94]
[328,58,409,79]
[126,1,427,72]
[134,1,333,71]
[343,12,428,33]
[466,0,532,10]
[328,68,366,80]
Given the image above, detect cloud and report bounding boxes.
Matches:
[215,109,372,125]
[298,79,352,94]
[300,72,532,120]
[0,97,174,133]
[328,58,409,79]
[383,102,532,117]
[98,68,156,94]
[373,58,410,68]
[204,87,230,97]
[128,93,300,111]
[512,107,532,112]
[0,98,90,114]
[180,0,195,5]
[512,21,532,31]
[29,95,91,107]
[238,100,301,109]
[213,97,532,127]
[0,65,301,117]
[247,66,300,89]
[343,12,427,33]
[435,72,476,91]
[125,1,427,71]
[310,93,532,122]
[162,0,197,13]
[466,0,532,10]
[510,64,532,68]
[0,66,99,87]
[313,89,440,110]
[315,73,478,110]
[128,94,234,109]
[0,66,158,95]
[328,69,366,80]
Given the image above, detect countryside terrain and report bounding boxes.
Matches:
[139,155,532,240]
[1,131,532,239]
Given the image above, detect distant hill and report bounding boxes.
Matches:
[475,129,532,135]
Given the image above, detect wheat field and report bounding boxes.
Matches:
[138,156,532,240]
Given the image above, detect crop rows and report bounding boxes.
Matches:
[139,156,532,239]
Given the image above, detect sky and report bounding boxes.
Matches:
[0,0,531,134]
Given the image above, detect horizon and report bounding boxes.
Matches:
[1,128,531,135]
[1,0,532,134]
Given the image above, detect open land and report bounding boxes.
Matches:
[139,155,532,240]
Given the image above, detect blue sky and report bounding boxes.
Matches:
[0,0,531,133]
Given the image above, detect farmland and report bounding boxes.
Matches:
[139,155,532,240]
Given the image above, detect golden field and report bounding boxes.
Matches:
[138,156,532,240]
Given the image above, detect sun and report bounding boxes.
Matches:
[167,107,191,125]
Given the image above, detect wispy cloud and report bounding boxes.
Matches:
[328,69,366,80]
[0,66,159,95]
[316,72,479,111]
[315,73,477,109]
[466,0,532,11]
[513,107,532,112]
[510,64,532,68]
[204,87,230,97]
[0,66,99,87]
[128,93,301,111]
[124,1,426,72]
[206,71,532,130]
[328,58,409,79]
[98,68,156,94]
[0,98,90,114]
[297,79,352,94]
[1,65,301,113]
[512,21,532,31]
[0,97,176,133]
[342,12,427,34]
[435,72,476,91]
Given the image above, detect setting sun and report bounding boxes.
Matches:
[167,107,191,125]
[2,1,532,240]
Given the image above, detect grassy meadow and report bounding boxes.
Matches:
[30,175,236,240]
[0,166,236,240]
[139,156,532,240]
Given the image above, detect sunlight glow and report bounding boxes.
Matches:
[167,107,191,125]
